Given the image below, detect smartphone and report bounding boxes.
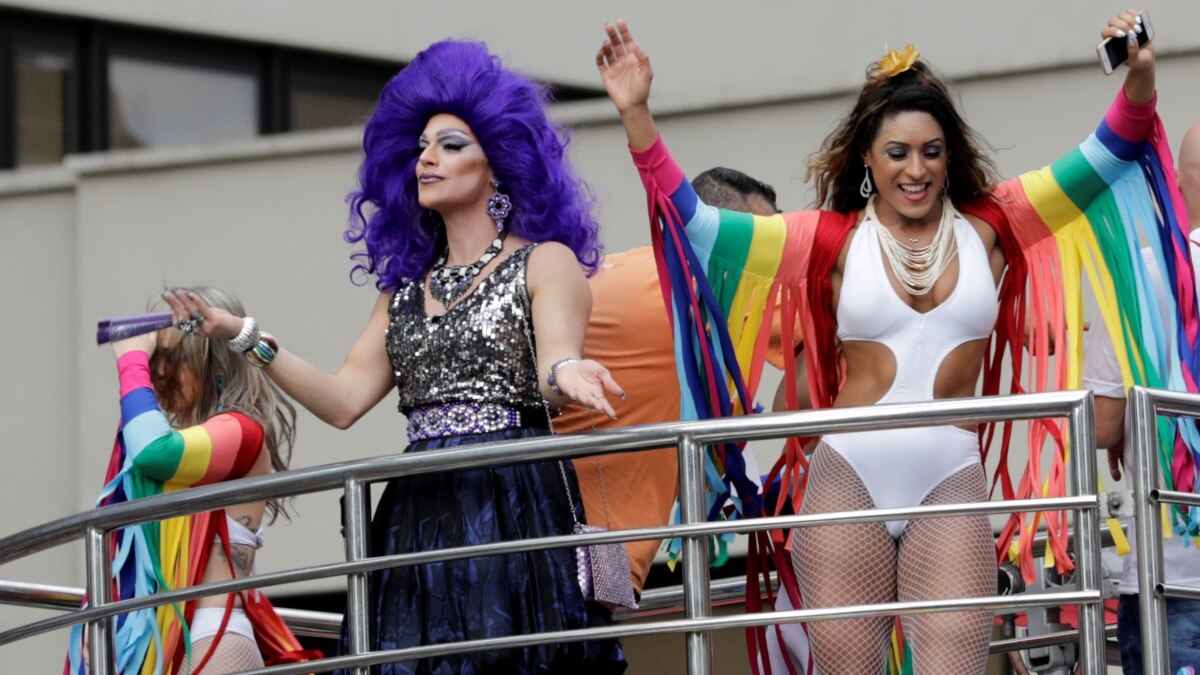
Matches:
[1097,10,1153,75]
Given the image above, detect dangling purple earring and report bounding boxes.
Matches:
[487,179,512,232]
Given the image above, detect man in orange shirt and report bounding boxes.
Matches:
[557,167,781,595]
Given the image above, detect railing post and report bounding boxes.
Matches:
[678,435,712,675]
[1068,392,1104,675]
[84,526,112,675]
[343,478,372,675]
[1130,387,1168,675]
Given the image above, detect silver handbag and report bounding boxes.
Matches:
[558,458,639,610]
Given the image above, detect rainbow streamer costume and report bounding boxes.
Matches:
[65,351,316,674]
[630,88,1197,672]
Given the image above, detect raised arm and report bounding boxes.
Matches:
[597,19,657,151]
[112,337,263,486]
[1113,10,1155,106]
[597,19,800,281]
[164,290,395,430]
[596,20,719,243]
[1001,10,1157,229]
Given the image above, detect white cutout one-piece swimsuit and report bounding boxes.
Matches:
[823,211,999,538]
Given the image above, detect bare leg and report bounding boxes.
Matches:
[897,463,993,675]
[183,634,264,674]
[790,444,896,675]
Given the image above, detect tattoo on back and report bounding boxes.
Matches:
[216,545,256,578]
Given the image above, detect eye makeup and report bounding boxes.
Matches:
[420,129,475,150]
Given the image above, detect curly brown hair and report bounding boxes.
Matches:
[806,59,1000,213]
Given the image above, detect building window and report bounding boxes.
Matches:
[14,41,74,166]
[289,60,392,132]
[108,47,259,150]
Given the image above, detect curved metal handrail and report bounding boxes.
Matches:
[0,391,1090,564]
[0,579,1118,656]
[0,390,1102,675]
[2,515,1123,648]
[0,494,1094,647]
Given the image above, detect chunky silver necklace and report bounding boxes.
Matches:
[430,232,507,308]
[866,195,958,296]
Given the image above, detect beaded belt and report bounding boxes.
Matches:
[406,402,548,443]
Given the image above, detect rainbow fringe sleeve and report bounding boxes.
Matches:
[66,350,269,675]
[117,351,265,487]
[991,91,1199,576]
[630,142,793,544]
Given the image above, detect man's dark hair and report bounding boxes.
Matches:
[691,167,780,212]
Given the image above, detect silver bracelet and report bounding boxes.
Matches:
[227,317,260,353]
[547,358,581,397]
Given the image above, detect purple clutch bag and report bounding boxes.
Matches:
[96,311,175,345]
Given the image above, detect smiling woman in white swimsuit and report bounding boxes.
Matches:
[595,10,1158,675]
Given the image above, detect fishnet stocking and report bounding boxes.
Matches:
[790,445,995,675]
[790,445,895,675]
[898,462,993,675]
[183,634,263,674]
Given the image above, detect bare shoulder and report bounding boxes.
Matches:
[527,240,576,264]
[526,241,587,295]
[527,241,583,278]
[963,211,999,245]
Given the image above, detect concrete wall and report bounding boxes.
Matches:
[0,172,81,671]
[3,2,1200,670]
[4,0,1199,97]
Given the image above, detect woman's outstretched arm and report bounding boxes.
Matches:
[164,290,395,430]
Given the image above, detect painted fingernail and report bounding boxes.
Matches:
[1134,23,1143,34]
[1115,29,1126,38]
[1128,32,1137,44]
[1135,14,1142,24]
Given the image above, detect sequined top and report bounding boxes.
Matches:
[387,244,544,412]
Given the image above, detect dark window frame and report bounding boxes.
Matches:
[284,51,397,132]
[0,13,84,167]
[0,6,602,170]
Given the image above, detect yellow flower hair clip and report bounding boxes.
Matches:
[875,44,919,79]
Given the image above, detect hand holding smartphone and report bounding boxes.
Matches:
[1098,10,1153,75]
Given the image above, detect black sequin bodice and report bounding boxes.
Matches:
[387,244,543,413]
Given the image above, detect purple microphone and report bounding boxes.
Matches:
[96,312,175,345]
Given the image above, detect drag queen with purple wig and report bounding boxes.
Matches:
[168,40,627,674]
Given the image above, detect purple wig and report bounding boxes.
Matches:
[345,39,602,289]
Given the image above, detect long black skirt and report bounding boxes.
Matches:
[335,427,627,674]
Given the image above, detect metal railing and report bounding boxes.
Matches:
[0,521,1121,649]
[1128,385,1200,675]
[0,390,1104,674]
